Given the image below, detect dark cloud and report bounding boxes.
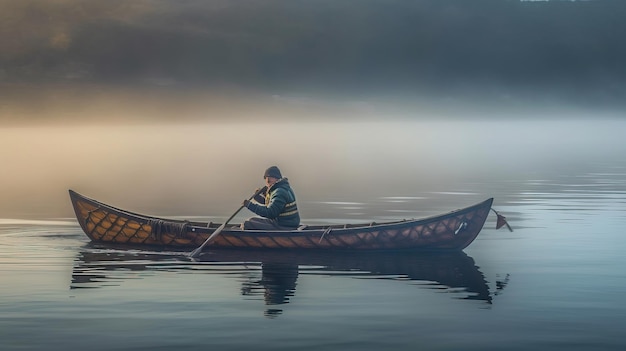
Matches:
[1,0,626,108]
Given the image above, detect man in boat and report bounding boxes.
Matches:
[241,166,301,230]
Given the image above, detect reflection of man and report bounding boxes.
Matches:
[261,262,299,306]
[240,261,299,318]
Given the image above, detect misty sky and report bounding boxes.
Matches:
[2,0,626,218]
[2,0,626,115]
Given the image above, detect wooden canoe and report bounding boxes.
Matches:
[69,189,494,251]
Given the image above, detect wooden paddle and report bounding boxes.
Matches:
[189,188,264,257]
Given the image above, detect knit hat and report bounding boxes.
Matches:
[264,166,282,179]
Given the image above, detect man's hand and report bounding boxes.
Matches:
[243,199,250,207]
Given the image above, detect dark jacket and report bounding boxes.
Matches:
[245,178,300,228]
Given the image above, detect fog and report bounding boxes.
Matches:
[2,114,625,220]
[2,0,626,110]
[2,0,625,221]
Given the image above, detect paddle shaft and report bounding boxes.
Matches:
[189,188,264,257]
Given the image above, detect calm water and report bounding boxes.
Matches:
[2,119,626,350]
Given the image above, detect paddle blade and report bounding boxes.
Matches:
[189,247,203,257]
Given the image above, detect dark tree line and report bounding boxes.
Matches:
[2,0,625,104]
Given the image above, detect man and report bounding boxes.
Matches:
[241,166,300,230]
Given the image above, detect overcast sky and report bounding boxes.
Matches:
[1,1,625,216]
[2,0,626,112]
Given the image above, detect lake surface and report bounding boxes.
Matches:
[1,118,626,350]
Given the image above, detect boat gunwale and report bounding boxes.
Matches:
[69,189,493,235]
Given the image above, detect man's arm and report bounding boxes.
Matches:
[246,188,287,219]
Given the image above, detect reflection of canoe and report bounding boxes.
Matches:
[71,246,495,304]
[69,190,493,251]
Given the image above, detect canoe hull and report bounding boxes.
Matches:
[69,190,493,251]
